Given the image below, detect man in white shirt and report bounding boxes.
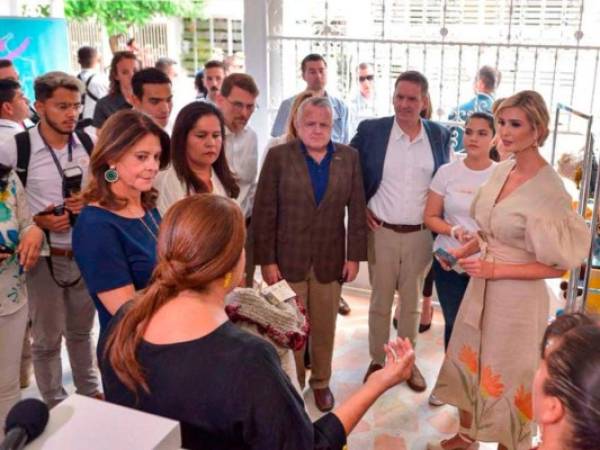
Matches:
[351,71,451,392]
[0,72,100,407]
[76,46,109,122]
[0,79,29,144]
[216,73,259,286]
[1,59,38,128]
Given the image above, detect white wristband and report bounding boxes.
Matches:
[450,225,460,239]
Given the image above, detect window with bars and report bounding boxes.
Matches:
[181,17,243,74]
[273,0,600,127]
[366,0,590,43]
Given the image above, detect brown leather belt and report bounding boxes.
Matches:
[381,222,426,233]
[50,247,74,258]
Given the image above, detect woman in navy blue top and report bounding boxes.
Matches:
[73,110,170,332]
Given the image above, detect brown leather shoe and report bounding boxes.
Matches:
[313,387,335,412]
[363,361,383,383]
[406,364,427,392]
[338,297,351,315]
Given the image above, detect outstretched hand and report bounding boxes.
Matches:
[367,338,415,390]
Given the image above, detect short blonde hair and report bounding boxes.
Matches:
[285,90,314,141]
[496,90,550,146]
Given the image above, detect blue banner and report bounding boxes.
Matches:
[0,17,71,100]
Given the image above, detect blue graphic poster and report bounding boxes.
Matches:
[0,17,71,100]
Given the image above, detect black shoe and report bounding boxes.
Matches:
[419,322,432,333]
[304,345,311,370]
[338,297,351,315]
[392,318,398,329]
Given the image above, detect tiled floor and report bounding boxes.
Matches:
[301,289,498,450]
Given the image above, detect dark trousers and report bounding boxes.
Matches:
[432,259,470,350]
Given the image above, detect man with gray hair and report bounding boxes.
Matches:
[155,57,179,81]
[0,71,100,407]
[253,96,367,412]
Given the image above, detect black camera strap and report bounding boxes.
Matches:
[38,133,81,288]
[43,232,82,288]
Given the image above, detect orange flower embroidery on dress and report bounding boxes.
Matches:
[459,345,478,374]
[514,385,533,423]
[480,365,504,399]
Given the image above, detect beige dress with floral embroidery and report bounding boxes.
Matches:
[432,160,590,450]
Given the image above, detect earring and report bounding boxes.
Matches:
[223,272,233,289]
[104,166,119,183]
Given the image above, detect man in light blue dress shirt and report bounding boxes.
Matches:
[271,54,350,144]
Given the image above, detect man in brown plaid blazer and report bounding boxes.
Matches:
[253,96,367,412]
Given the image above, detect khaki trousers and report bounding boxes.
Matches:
[289,268,341,389]
[368,227,432,364]
[26,255,99,407]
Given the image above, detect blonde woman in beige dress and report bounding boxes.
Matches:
[428,91,591,450]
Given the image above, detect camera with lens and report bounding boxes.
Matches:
[62,166,83,226]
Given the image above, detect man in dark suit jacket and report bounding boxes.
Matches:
[351,71,451,397]
[254,96,367,412]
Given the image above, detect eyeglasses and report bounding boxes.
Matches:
[225,98,257,113]
[48,102,83,112]
[359,75,374,82]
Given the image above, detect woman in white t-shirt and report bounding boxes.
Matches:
[424,112,496,352]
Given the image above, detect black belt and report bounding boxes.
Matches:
[381,222,426,233]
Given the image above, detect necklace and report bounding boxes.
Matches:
[138,210,160,241]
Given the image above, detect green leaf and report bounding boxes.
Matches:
[451,361,473,404]
[64,0,204,36]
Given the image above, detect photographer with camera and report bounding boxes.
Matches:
[0,72,100,408]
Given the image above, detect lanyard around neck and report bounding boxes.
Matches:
[39,131,74,179]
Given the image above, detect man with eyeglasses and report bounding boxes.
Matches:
[254,96,367,412]
[216,73,259,286]
[0,72,100,407]
[349,63,383,135]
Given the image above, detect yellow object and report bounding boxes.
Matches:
[223,272,232,289]
[571,200,593,220]
[586,268,600,314]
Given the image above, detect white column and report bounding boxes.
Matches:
[0,0,19,15]
[50,0,65,17]
[243,0,270,154]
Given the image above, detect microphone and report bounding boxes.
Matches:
[1,398,49,450]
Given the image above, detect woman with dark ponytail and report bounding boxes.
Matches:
[99,194,417,450]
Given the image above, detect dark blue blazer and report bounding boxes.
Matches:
[350,116,451,202]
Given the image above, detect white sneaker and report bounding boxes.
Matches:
[428,392,445,406]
